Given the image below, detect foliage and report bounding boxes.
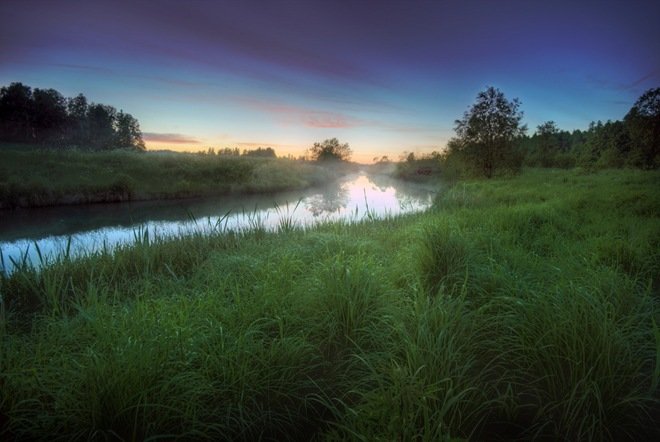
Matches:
[218,147,241,156]
[424,87,659,175]
[395,151,444,181]
[308,137,352,162]
[0,82,145,150]
[534,121,564,166]
[0,148,332,208]
[517,87,659,170]
[242,146,276,158]
[624,87,660,168]
[449,86,526,177]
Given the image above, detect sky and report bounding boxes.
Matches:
[1,0,659,163]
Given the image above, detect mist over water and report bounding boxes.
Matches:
[0,173,436,273]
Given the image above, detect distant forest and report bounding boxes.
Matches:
[1,82,658,172]
[400,86,659,174]
[519,92,659,170]
[0,82,145,150]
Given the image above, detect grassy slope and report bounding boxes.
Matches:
[0,148,336,209]
[1,169,659,440]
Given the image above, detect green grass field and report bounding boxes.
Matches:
[0,148,337,209]
[1,168,658,440]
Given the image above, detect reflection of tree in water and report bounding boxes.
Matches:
[364,173,391,193]
[305,181,350,217]
[368,173,436,208]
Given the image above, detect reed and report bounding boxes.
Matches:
[1,168,658,440]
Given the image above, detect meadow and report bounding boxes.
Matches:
[0,147,337,209]
[1,168,658,440]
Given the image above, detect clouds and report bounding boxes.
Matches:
[234,98,362,129]
[232,97,437,134]
[587,69,660,94]
[302,112,360,129]
[1,0,658,159]
[142,133,200,144]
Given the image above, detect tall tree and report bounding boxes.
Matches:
[115,111,145,150]
[66,93,89,146]
[308,138,352,162]
[32,88,68,145]
[534,121,561,166]
[0,82,147,151]
[450,86,526,177]
[0,82,33,142]
[87,103,117,149]
[624,87,659,168]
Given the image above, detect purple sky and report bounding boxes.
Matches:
[1,0,659,162]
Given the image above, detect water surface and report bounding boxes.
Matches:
[0,173,436,272]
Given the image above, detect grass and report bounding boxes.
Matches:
[1,168,658,440]
[0,147,338,208]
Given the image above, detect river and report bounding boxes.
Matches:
[0,173,437,273]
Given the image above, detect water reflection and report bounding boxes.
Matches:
[306,179,349,217]
[0,173,437,272]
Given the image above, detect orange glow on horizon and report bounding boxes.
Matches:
[145,139,440,164]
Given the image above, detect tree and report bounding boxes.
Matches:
[585,120,631,168]
[308,138,352,162]
[0,82,33,142]
[534,121,561,166]
[536,121,558,135]
[624,87,660,168]
[66,93,89,146]
[115,111,145,150]
[219,147,240,156]
[32,88,68,145]
[242,147,276,158]
[87,103,117,149]
[0,82,147,151]
[449,86,526,177]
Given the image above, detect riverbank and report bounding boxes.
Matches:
[0,148,348,209]
[1,168,658,440]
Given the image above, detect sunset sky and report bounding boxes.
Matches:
[1,0,659,163]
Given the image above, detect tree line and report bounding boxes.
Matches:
[2,81,657,174]
[0,82,145,150]
[203,146,277,158]
[285,87,658,173]
[444,86,659,177]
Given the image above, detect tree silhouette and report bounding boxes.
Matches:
[625,87,659,168]
[0,82,145,150]
[32,88,67,144]
[66,93,89,146]
[0,82,33,142]
[450,86,526,177]
[242,147,276,158]
[309,138,352,162]
[115,111,145,150]
[534,121,561,166]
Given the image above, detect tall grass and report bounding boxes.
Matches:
[0,148,335,209]
[1,168,658,440]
